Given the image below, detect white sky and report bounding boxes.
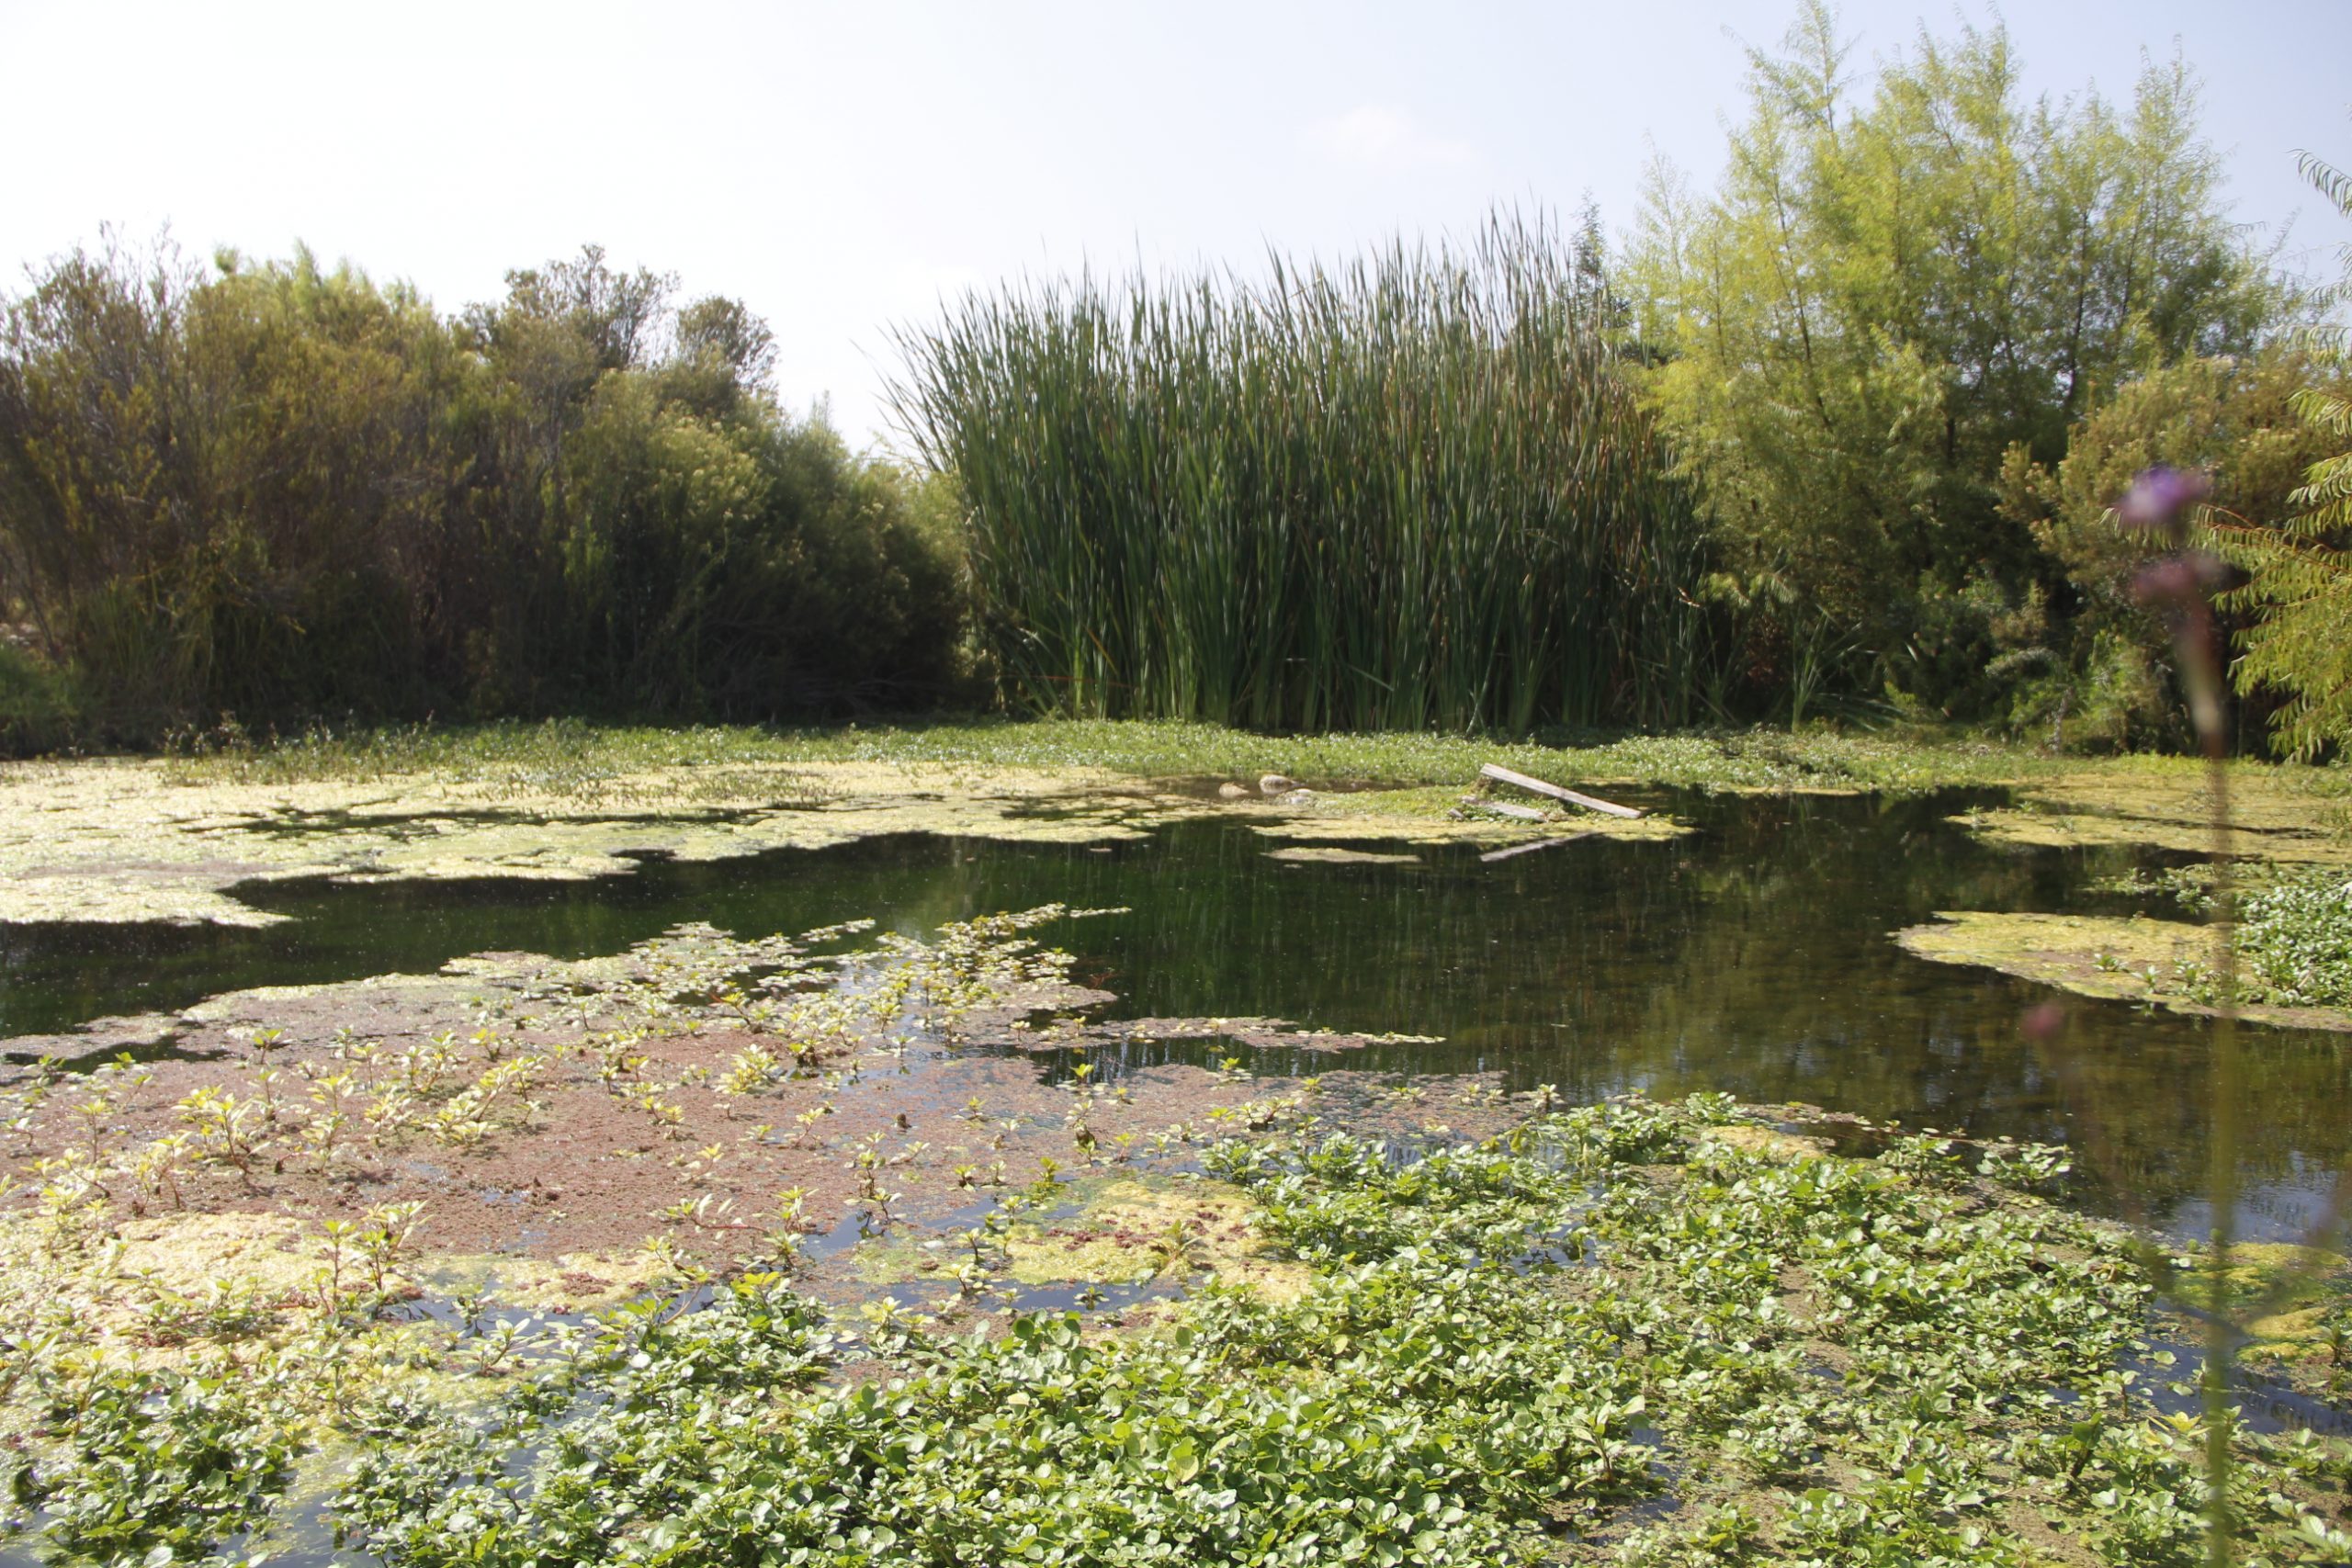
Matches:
[4,1,2346,452]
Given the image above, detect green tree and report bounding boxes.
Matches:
[2219,146,2352,759]
[0,241,467,723]
[1996,351,2333,748]
[0,240,964,742]
[1628,2,2275,717]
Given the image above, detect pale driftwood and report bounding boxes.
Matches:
[1479,833,1595,863]
[1478,763,1644,819]
[1461,797,1548,822]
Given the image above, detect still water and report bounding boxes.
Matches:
[4,787,2346,1238]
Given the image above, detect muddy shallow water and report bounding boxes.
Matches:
[4,786,2346,1239]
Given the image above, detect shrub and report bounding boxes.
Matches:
[0,241,964,745]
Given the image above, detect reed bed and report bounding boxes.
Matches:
[890,215,1709,733]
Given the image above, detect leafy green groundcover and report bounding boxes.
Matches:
[21,1098,2352,1565]
[2236,873,2352,1011]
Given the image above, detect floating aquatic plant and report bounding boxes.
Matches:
[324,1098,2352,1567]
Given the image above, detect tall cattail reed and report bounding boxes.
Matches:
[890,213,1710,733]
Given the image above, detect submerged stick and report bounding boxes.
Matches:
[1478,763,1644,819]
[1461,797,1548,823]
[1478,834,1595,863]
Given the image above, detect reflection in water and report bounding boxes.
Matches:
[2,789,2345,1237]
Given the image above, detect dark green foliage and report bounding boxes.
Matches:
[0,242,963,744]
[338,1262,1644,1566]
[0,640,81,753]
[890,214,1710,733]
[1996,351,2336,750]
[2220,144,2352,760]
[7,1360,300,1562]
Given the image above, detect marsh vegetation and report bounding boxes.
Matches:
[0,734,2344,1562]
[3,2,2351,1562]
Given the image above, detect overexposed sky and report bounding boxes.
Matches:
[4,1,2346,451]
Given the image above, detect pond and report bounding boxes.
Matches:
[3,785,2342,1241]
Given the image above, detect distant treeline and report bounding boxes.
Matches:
[0,243,962,748]
[5,1,2348,755]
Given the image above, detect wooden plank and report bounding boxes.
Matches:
[1479,833,1595,863]
[1479,763,1643,819]
[1461,796,1548,822]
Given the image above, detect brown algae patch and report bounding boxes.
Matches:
[0,1011,187,1065]
[0,906,1419,1322]
[1894,910,2352,1032]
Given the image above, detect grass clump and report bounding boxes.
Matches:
[890,213,1709,733]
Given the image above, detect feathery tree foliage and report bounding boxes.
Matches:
[1628,2,2276,721]
[890,215,1708,733]
[2218,145,2352,760]
[0,243,962,745]
[1996,351,2335,750]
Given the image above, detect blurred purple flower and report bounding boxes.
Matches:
[2118,466,2212,533]
[2132,555,2223,609]
[2020,1000,2067,1043]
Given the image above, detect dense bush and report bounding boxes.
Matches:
[0,242,963,746]
[2220,144,2352,761]
[2,7,2337,755]
[887,6,2304,742]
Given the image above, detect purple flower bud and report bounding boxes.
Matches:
[2118,466,2212,532]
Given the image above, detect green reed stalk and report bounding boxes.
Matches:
[888,213,1709,732]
